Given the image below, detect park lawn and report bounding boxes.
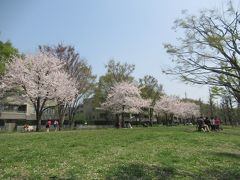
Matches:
[0,126,239,179]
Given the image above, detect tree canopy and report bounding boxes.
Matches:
[154,96,200,119]
[1,53,77,131]
[164,1,240,103]
[0,40,19,75]
[139,75,163,104]
[102,81,150,127]
[39,44,96,128]
[93,59,135,107]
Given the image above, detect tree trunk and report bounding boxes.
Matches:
[225,96,233,126]
[34,97,48,132]
[156,115,160,124]
[58,114,65,131]
[170,114,173,125]
[70,120,75,129]
[68,107,78,130]
[35,99,42,131]
[237,105,240,126]
[115,114,121,128]
[149,108,153,126]
[165,113,168,125]
[36,113,41,131]
[58,103,69,131]
[121,105,125,128]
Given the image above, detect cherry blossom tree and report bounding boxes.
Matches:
[174,102,200,119]
[154,96,200,124]
[39,44,95,129]
[1,53,77,131]
[154,96,180,124]
[102,81,150,127]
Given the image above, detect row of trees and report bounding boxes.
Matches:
[0,43,95,131]
[203,89,240,125]
[0,40,202,130]
[154,96,200,120]
[101,81,200,127]
[2,39,238,130]
[91,1,240,126]
[2,0,240,129]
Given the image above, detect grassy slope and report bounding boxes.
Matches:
[0,126,239,179]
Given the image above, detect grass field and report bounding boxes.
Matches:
[0,126,239,179]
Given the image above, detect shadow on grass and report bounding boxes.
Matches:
[201,167,240,180]
[104,162,240,180]
[220,130,240,136]
[213,152,240,160]
[104,163,193,180]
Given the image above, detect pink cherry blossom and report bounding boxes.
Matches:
[154,95,180,115]
[154,95,200,118]
[1,53,77,131]
[102,81,150,114]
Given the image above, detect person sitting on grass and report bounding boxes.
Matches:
[197,117,205,132]
[210,117,215,131]
[204,117,211,129]
[197,117,210,132]
[204,117,211,131]
[204,121,210,132]
[23,124,29,132]
[214,117,221,131]
[126,121,132,128]
[142,122,149,127]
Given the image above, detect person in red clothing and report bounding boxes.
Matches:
[214,117,221,131]
[46,119,52,132]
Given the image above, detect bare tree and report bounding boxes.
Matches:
[164,1,240,103]
[220,94,234,125]
[39,44,95,129]
[208,89,215,118]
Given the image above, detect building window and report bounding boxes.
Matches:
[18,105,27,112]
[0,104,27,113]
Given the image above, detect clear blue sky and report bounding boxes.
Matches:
[0,0,231,102]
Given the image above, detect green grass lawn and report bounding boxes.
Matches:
[0,126,240,179]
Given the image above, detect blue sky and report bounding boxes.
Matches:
[0,0,231,102]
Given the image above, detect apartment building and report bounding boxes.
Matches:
[0,97,58,131]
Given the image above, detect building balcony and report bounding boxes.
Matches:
[0,111,26,120]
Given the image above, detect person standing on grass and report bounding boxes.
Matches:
[54,120,59,131]
[46,119,52,132]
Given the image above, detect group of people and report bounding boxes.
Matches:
[23,124,34,132]
[46,119,59,132]
[196,116,221,132]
